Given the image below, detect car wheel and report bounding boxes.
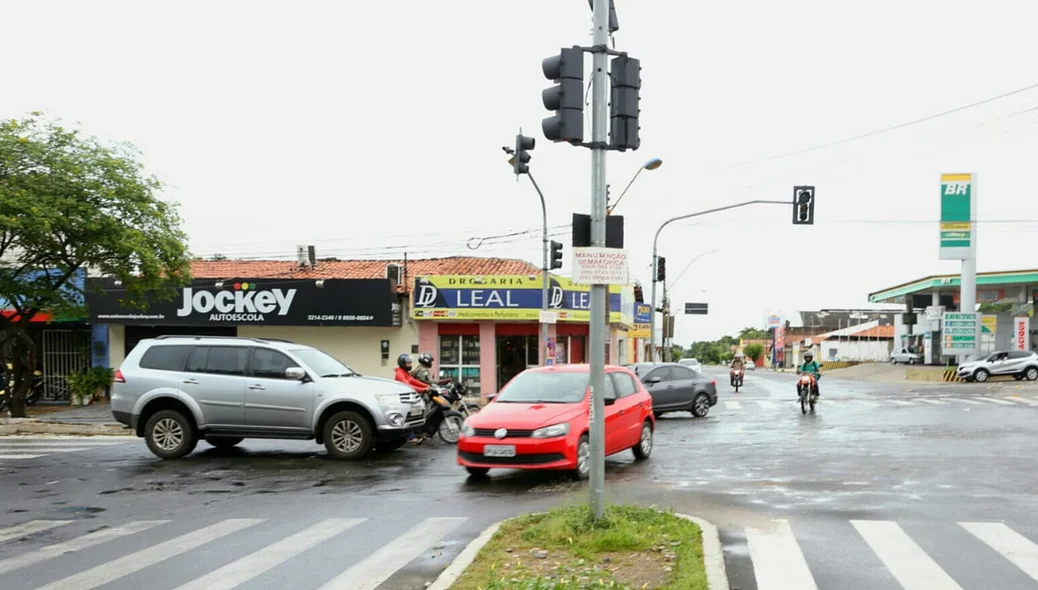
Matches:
[908,358,917,365]
[205,436,243,450]
[632,421,653,460]
[465,466,490,477]
[974,369,990,383]
[691,393,711,417]
[572,435,590,480]
[1015,374,1025,381]
[144,410,197,460]
[1027,367,1038,381]
[891,358,897,365]
[323,411,373,460]
[376,437,408,452]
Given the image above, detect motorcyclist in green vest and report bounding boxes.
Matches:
[410,352,435,385]
[798,351,822,396]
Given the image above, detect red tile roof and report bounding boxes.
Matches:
[190,256,541,292]
[854,325,894,338]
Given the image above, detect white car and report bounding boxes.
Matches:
[678,358,702,371]
[890,348,922,364]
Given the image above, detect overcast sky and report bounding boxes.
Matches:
[4,0,1037,342]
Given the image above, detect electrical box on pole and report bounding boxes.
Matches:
[514,134,535,175]
[609,55,641,151]
[792,185,815,225]
[541,48,584,144]
[550,240,564,269]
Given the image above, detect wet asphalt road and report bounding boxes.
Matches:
[2,369,1038,589]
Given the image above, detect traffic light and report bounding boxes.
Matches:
[550,240,564,269]
[609,55,641,151]
[514,134,535,175]
[792,185,815,225]
[541,47,584,144]
[655,255,666,282]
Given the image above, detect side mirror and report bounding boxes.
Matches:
[485,393,498,403]
[645,376,661,385]
[285,367,306,380]
[604,397,616,406]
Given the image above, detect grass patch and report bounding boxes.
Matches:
[451,503,707,590]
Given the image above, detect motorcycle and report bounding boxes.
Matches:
[438,379,481,418]
[796,372,819,414]
[730,368,744,392]
[0,369,42,411]
[416,384,466,444]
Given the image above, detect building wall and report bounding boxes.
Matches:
[108,325,126,369]
[817,339,892,362]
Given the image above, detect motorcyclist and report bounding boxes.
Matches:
[410,352,436,385]
[798,351,822,396]
[729,355,745,386]
[394,354,430,444]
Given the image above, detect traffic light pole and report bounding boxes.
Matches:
[587,0,610,521]
[649,200,790,362]
[527,173,551,366]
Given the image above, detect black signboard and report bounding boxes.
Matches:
[86,278,396,327]
[684,302,708,315]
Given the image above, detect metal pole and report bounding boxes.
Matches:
[528,173,551,365]
[588,0,609,520]
[648,199,789,364]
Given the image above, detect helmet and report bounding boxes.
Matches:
[804,351,813,360]
[417,352,434,368]
[397,354,412,370]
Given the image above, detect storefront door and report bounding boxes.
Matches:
[497,335,537,388]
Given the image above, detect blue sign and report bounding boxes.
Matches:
[413,279,622,313]
[0,268,86,309]
[634,303,651,324]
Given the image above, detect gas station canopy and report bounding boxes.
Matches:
[869,268,1038,309]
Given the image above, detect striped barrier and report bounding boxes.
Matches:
[819,361,865,371]
[941,368,1019,383]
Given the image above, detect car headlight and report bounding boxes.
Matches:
[375,393,401,407]
[461,422,475,438]
[531,423,570,438]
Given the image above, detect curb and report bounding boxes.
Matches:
[426,512,729,590]
[0,420,129,437]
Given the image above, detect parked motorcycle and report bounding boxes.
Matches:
[437,377,481,418]
[417,385,466,444]
[796,372,818,414]
[730,368,744,392]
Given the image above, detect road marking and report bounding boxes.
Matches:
[917,399,949,405]
[973,396,1014,405]
[0,454,46,459]
[745,519,818,590]
[0,520,72,544]
[855,400,878,407]
[175,518,364,590]
[33,518,263,590]
[318,517,467,590]
[949,398,983,405]
[852,519,962,590]
[724,401,742,410]
[960,522,1038,582]
[1007,396,1038,406]
[756,400,776,409]
[890,400,916,406]
[0,520,167,575]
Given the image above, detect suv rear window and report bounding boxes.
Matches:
[139,345,191,371]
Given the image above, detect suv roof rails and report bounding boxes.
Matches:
[152,335,295,345]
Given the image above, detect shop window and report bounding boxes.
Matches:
[440,335,481,394]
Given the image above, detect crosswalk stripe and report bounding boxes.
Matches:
[32,518,264,590]
[318,517,467,590]
[917,399,949,405]
[745,519,817,590]
[0,454,46,459]
[950,398,983,405]
[756,400,776,409]
[974,396,1015,405]
[174,518,364,590]
[0,521,167,575]
[960,522,1038,581]
[1007,396,1038,406]
[725,401,742,410]
[851,520,962,590]
[890,400,915,406]
[0,520,72,544]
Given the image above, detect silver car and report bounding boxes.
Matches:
[111,335,425,460]
[957,350,1038,382]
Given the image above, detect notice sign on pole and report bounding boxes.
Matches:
[942,311,978,353]
[572,247,629,285]
[939,173,976,261]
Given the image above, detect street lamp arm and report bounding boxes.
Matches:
[609,166,643,214]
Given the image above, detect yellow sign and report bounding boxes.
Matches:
[982,315,997,335]
[410,274,625,322]
[628,324,650,338]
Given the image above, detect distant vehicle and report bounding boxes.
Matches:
[957,350,1038,382]
[678,358,702,371]
[890,348,922,364]
[744,360,756,370]
[627,362,718,418]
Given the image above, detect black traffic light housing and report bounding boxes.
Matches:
[792,185,815,225]
[550,240,564,269]
[655,255,666,282]
[514,134,535,175]
[609,55,641,151]
[541,47,584,144]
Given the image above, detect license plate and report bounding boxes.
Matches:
[483,445,516,457]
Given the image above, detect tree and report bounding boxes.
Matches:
[743,342,765,363]
[739,327,769,340]
[0,114,191,417]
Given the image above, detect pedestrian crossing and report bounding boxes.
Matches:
[0,515,471,589]
[0,437,130,461]
[741,518,1038,589]
[720,394,1038,412]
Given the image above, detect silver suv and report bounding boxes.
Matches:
[111,336,425,460]
[957,350,1038,382]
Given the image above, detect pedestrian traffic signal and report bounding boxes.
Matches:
[514,134,535,175]
[609,55,641,151]
[655,256,666,282]
[792,185,815,225]
[541,47,584,144]
[550,240,564,269]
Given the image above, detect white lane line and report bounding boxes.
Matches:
[318,517,467,590]
[745,519,818,590]
[852,519,962,590]
[756,400,776,409]
[961,522,1038,581]
[33,518,264,590]
[0,521,167,575]
[949,398,983,405]
[0,454,46,460]
[854,400,878,407]
[175,518,364,590]
[725,401,742,410]
[0,520,72,544]
[1007,396,1038,406]
[889,400,916,406]
[974,396,1015,405]
[917,399,949,405]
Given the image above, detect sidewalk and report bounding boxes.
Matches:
[1,401,128,436]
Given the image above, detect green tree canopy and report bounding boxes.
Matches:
[743,342,765,362]
[0,114,191,416]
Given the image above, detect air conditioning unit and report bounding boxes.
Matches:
[386,263,402,283]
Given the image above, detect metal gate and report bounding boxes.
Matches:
[41,329,91,401]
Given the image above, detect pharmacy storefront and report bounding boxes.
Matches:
[411,274,634,395]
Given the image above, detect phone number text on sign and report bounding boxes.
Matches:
[572,247,630,285]
[307,315,376,322]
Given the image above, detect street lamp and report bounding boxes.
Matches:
[606,157,663,215]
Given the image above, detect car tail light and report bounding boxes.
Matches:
[113,370,125,383]
[711,379,716,386]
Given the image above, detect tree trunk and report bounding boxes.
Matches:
[4,330,36,419]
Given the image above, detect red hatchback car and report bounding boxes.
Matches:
[457,364,655,479]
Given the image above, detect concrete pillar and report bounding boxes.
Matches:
[479,322,496,398]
